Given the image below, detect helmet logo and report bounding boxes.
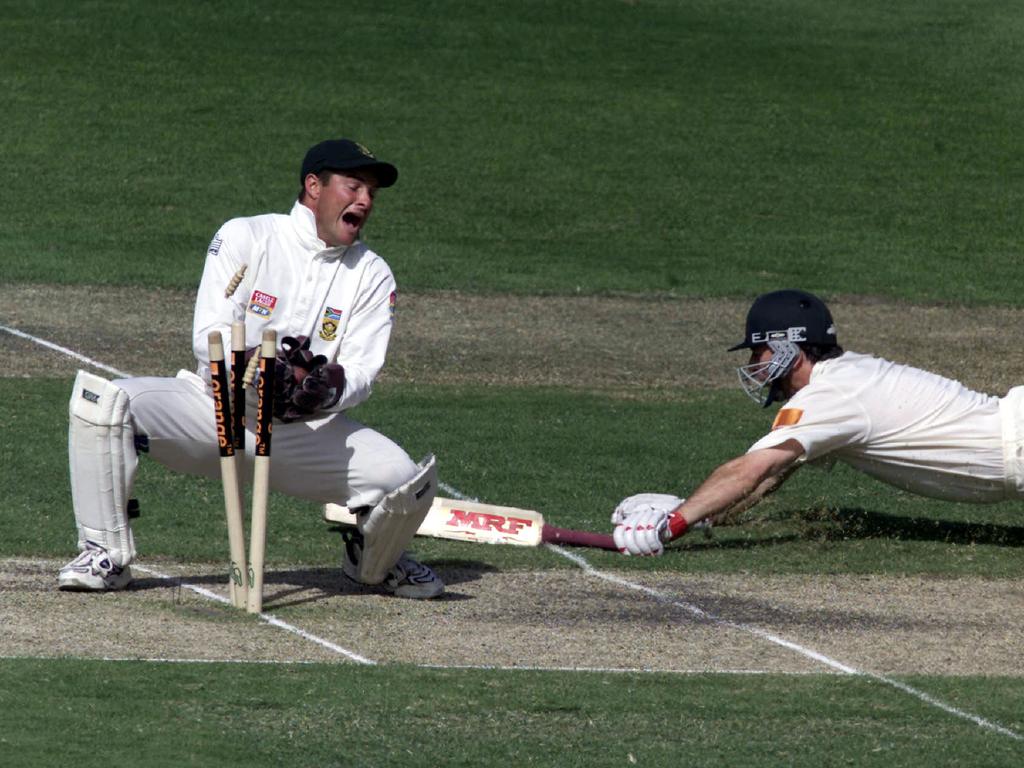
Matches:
[751,326,807,344]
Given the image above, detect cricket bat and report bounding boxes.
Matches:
[324,497,618,551]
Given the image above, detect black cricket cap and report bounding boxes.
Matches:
[300,139,398,188]
[728,289,838,351]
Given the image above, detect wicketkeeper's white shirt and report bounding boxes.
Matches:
[748,352,1024,502]
[192,201,396,413]
[107,200,416,511]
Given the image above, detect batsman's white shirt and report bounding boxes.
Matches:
[748,352,1024,502]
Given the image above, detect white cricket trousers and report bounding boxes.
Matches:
[117,371,419,509]
[999,385,1024,499]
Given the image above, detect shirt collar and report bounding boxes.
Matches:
[290,200,354,258]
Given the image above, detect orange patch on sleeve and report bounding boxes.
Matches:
[772,408,803,429]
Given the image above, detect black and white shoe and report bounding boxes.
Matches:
[382,553,444,599]
[342,530,444,600]
[57,541,133,591]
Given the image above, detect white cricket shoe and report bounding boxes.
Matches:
[342,532,444,599]
[58,541,133,591]
[382,553,445,600]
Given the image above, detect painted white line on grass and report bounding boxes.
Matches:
[0,651,823,676]
[417,663,830,676]
[0,324,131,378]
[439,481,475,501]
[10,325,1022,740]
[2,325,379,665]
[549,545,1024,742]
[0,654,322,666]
[131,564,376,666]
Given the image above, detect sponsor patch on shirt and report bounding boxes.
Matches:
[319,306,342,341]
[207,234,223,256]
[772,408,803,429]
[247,290,278,317]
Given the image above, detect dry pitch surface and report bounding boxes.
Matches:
[2,286,1022,676]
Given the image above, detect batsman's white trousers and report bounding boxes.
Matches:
[999,385,1024,499]
[117,371,418,509]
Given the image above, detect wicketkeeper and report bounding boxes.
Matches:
[59,139,443,599]
[614,289,1024,555]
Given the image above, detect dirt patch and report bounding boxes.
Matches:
[4,288,1023,678]
[4,558,1020,677]
[4,285,1024,395]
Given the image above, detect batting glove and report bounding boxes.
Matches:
[614,509,690,556]
[611,493,685,526]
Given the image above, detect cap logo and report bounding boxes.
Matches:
[354,142,375,158]
[751,326,806,344]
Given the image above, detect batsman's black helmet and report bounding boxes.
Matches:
[300,139,398,188]
[728,289,837,351]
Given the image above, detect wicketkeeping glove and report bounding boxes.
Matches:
[273,336,345,422]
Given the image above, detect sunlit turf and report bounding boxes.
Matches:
[5,3,1024,763]
[6,379,1021,578]
[2,1,1024,302]
[2,658,1022,768]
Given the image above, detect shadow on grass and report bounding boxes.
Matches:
[131,560,501,610]
[676,507,1024,550]
[677,532,803,551]
[820,507,1024,547]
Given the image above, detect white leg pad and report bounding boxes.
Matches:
[353,454,437,584]
[68,370,137,566]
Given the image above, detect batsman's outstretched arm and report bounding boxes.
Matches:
[613,439,805,556]
[671,439,805,535]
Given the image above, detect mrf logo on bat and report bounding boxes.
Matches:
[444,508,535,536]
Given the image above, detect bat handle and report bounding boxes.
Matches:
[541,525,618,551]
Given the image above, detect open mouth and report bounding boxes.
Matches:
[342,211,364,228]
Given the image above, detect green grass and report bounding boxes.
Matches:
[2,659,1022,767]
[3,3,1024,762]
[3,1,1024,302]
[6,378,1022,577]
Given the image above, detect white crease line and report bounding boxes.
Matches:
[131,564,375,665]
[8,323,1023,740]
[439,481,476,501]
[0,654,322,666]
[0,324,131,378]
[0,652,822,676]
[0,323,381,666]
[417,663,830,676]
[549,545,1023,742]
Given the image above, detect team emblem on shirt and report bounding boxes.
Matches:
[247,290,278,317]
[319,306,342,341]
[772,408,803,429]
